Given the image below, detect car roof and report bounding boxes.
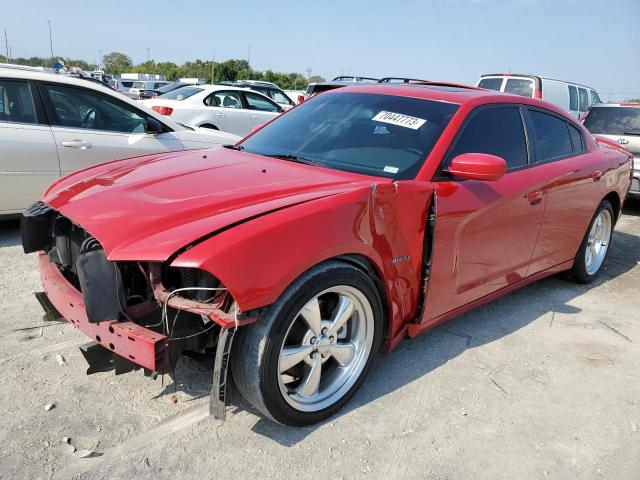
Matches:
[325,82,576,118]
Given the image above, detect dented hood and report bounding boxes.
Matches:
[43,147,382,261]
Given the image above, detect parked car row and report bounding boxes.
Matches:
[143,84,284,137]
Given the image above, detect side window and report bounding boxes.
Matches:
[44,84,147,133]
[448,107,528,170]
[243,91,280,113]
[568,123,585,153]
[590,90,602,106]
[206,91,243,109]
[270,90,293,106]
[529,110,572,161]
[568,86,578,111]
[578,88,589,112]
[0,80,37,124]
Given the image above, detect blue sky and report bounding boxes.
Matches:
[2,0,639,99]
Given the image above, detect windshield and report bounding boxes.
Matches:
[239,92,459,179]
[584,107,640,135]
[158,86,203,101]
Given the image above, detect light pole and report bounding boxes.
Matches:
[146,47,150,63]
[48,20,54,67]
[4,29,8,61]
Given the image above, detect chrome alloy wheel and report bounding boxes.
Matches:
[585,208,612,275]
[277,285,374,412]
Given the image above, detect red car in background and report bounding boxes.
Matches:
[22,83,632,426]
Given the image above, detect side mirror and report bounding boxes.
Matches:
[448,153,506,181]
[146,117,164,135]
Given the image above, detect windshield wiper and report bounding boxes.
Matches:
[623,131,640,136]
[224,144,245,151]
[262,153,319,166]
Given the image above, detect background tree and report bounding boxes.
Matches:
[102,52,132,75]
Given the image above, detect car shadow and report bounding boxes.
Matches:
[152,217,639,445]
[0,219,21,248]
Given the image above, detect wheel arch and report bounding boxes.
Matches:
[603,191,621,221]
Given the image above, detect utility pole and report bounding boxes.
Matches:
[306,67,312,82]
[4,29,8,61]
[211,54,215,84]
[247,46,251,65]
[146,47,150,63]
[98,49,102,70]
[48,20,54,66]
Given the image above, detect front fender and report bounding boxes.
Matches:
[171,181,433,340]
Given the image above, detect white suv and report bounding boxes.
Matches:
[0,68,240,216]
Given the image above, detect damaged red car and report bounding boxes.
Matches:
[22,83,632,426]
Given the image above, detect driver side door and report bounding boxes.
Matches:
[40,82,184,175]
[422,105,546,324]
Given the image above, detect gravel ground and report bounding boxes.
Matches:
[0,199,638,480]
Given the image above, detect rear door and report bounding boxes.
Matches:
[0,78,60,213]
[241,91,282,129]
[203,90,253,136]
[525,107,604,274]
[423,105,546,322]
[40,82,184,175]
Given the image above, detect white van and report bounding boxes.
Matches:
[477,74,602,119]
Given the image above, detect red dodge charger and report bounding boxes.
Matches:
[22,82,632,426]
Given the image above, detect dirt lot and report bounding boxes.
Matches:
[0,200,638,480]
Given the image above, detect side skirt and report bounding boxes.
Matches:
[384,259,574,347]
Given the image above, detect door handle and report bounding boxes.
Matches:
[214,113,225,117]
[590,170,602,181]
[527,190,545,205]
[61,140,92,149]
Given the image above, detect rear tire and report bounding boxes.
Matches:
[567,200,614,283]
[231,261,383,426]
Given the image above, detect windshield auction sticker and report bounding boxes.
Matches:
[372,111,427,130]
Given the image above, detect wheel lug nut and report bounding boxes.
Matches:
[329,336,335,342]
[321,327,328,335]
[310,336,316,344]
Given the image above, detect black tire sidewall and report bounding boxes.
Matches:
[258,262,383,426]
[571,200,614,283]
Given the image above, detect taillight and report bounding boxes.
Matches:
[533,90,542,99]
[297,94,305,104]
[151,106,173,116]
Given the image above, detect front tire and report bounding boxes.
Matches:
[231,261,383,426]
[567,199,614,283]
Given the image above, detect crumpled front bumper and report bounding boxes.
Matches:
[38,253,171,372]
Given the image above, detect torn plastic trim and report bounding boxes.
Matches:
[148,264,256,330]
[415,190,437,322]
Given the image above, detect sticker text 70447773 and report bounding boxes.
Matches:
[372,111,427,130]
